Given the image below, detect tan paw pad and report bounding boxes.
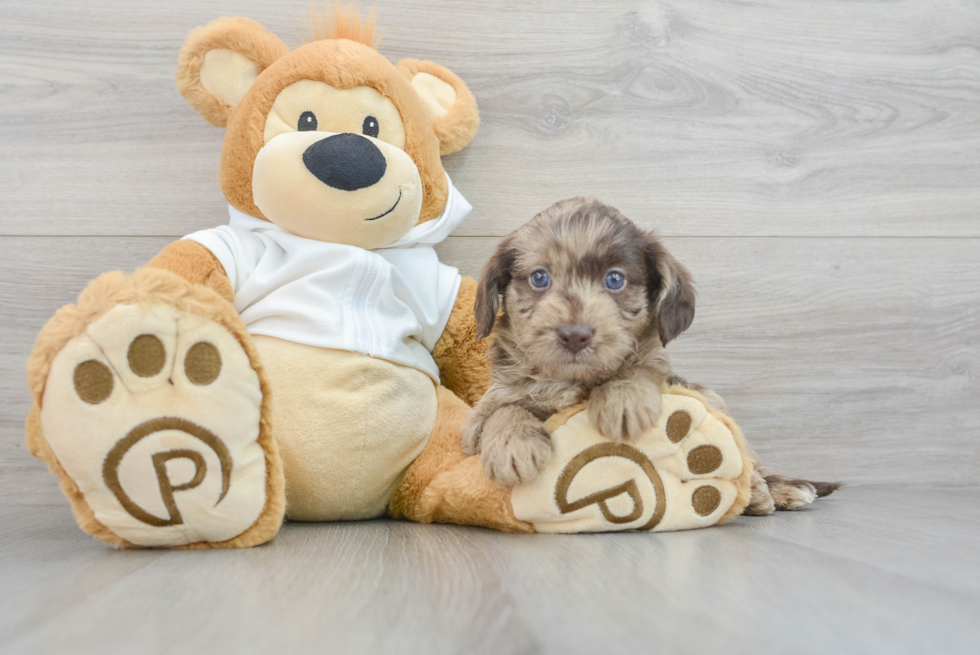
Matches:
[511,393,747,533]
[41,303,267,547]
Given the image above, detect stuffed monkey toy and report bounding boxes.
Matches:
[25,7,752,548]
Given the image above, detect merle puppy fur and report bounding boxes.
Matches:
[462,197,839,514]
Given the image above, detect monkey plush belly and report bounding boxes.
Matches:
[252,336,437,521]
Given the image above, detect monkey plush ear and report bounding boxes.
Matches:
[176,17,288,127]
[397,59,480,155]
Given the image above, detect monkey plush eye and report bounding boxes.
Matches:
[529,268,551,290]
[604,270,626,291]
[362,116,379,138]
[298,111,318,131]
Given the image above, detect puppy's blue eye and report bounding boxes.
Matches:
[529,269,551,290]
[604,270,626,291]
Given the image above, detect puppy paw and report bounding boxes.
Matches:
[480,409,553,487]
[764,474,818,510]
[742,468,776,516]
[588,378,662,442]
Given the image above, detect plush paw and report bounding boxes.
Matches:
[37,299,273,547]
[480,408,553,487]
[588,378,662,442]
[510,389,751,533]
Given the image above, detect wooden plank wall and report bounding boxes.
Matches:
[2,0,978,503]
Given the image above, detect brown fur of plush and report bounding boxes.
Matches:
[422,456,534,533]
[397,59,480,156]
[431,277,492,406]
[389,386,532,532]
[178,7,481,225]
[30,8,494,546]
[176,17,288,128]
[26,266,285,549]
[304,3,382,48]
[218,38,448,224]
[146,239,234,302]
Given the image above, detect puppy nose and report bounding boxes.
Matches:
[557,325,594,353]
[303,133,387,191]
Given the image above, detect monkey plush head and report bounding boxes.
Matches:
[176,7,479,249]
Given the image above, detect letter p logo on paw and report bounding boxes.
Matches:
[554,443,666,531]
[103,418,232,528]
[511,393,748,533]
[39,303,269,547]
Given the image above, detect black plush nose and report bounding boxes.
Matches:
[302,133,387,191]
[557,325,594,353]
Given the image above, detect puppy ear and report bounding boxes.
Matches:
[645,235,696,345]
[176,17,288,127]
[397,59,480,155]
[475,237,516,339]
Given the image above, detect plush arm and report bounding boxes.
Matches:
[145,240,234,303]
[432,276,492,405]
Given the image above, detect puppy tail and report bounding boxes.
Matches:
[762,472,842,511]
[811,480,844,498]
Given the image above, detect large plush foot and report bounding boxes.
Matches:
[510,385,753,533]
[26,268,283,548]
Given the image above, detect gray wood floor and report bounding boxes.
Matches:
[1,0,978,653]
[2,488,979,654]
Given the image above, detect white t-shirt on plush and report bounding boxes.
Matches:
[183,175,470,383]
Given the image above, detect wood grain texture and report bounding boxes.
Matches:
[2,2,980,652]
[2,487,979,654]
[1,0,979,236]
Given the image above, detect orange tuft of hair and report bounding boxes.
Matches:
[304,2,382,49]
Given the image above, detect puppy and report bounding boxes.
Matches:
[462,196,690,485]
[463,197,840,513]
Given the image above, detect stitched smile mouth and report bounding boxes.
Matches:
[365,189,402,221]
